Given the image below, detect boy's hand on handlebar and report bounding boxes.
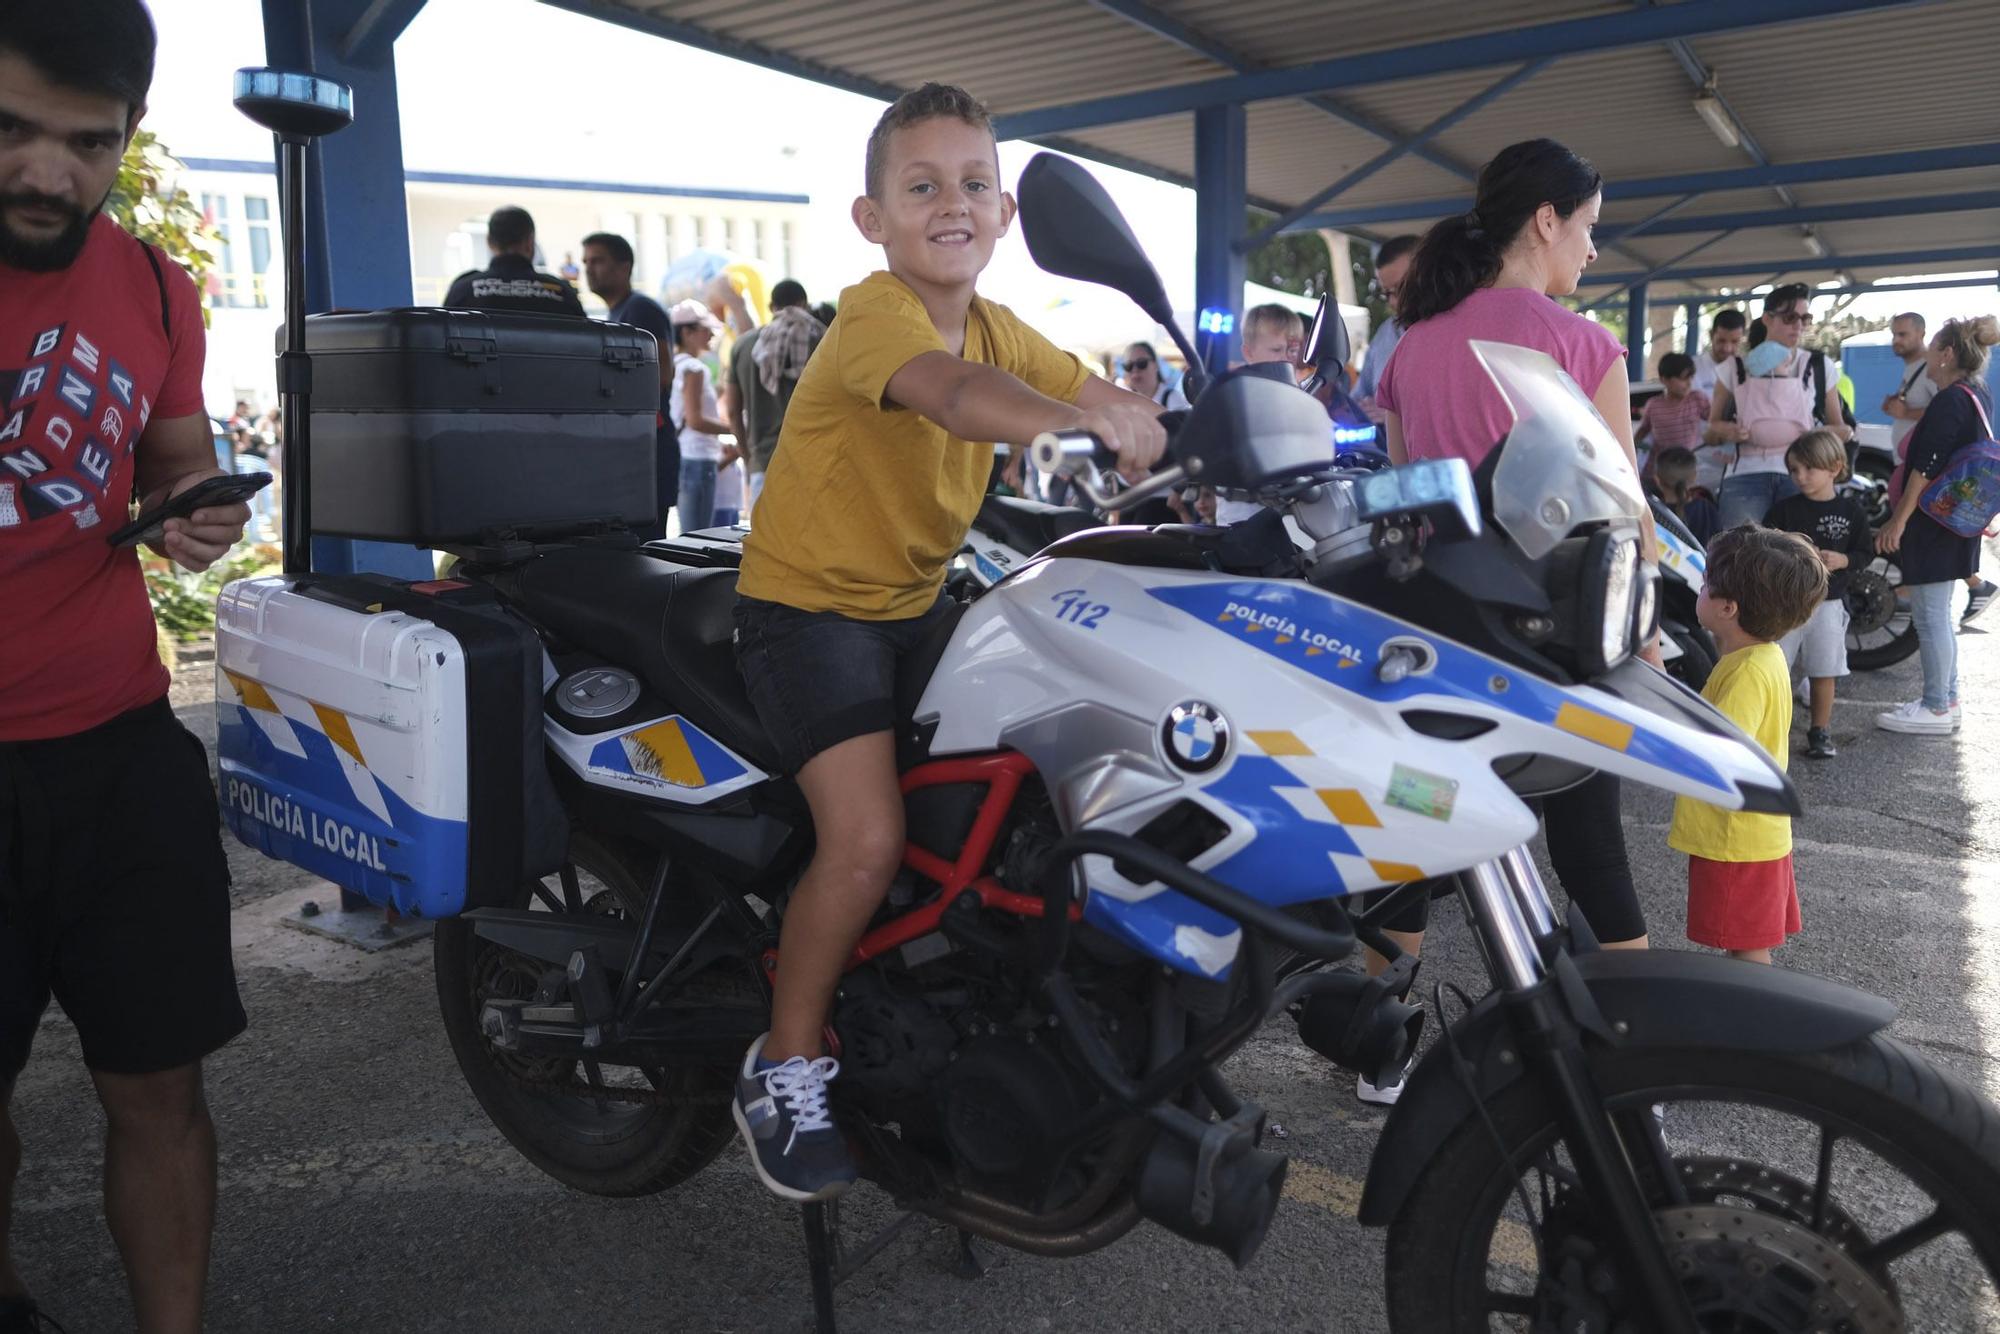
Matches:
[1075,403,1167,482]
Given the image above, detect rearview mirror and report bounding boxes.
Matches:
[1018,153,1173,323]
[1304,294,1350,376]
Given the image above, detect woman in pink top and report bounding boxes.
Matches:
[1377,139,1633,473]
[1354,142,1654,1106]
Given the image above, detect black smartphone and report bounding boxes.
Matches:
[107,471,273,549]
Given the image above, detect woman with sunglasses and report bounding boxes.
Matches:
[1118,342,1190,411]
[1704,283,1852,529]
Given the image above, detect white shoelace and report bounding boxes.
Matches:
[762,1055,840,1154]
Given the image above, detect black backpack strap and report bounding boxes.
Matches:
[138,242,172,341]
[1807,350,1827,423]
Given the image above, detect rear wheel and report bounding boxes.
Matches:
[1384,1036,2000,1330]
[434,832,745,1196]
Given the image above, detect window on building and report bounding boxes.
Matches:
[693,216,708,250]
[661,213,678,265]
[244,196,273,308]
[202,193,237,308]
[782,221,795,277]
[751,218,766,263]
[722,217,738,254]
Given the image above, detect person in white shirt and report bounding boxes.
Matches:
[1704,284,1850,529]
[668,299,731,532]
[1690,307,1747,396]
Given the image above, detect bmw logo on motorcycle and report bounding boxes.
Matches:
[1162,701,1229,772]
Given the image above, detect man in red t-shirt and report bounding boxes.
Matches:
[1,6,252,1331]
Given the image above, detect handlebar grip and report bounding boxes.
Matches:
[1031,429,1115,475]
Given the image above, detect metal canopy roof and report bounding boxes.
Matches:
[541,0,1998,303]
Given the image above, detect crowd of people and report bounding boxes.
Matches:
[6,0,2000,1324]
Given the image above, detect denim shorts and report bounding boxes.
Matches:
[732,593,956,774]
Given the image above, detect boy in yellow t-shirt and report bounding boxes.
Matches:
[728,83,1167,1202]
[1668,525,1826,964]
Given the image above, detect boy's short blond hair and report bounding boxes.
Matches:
[1242,302,1303,341]
[864,82,995,200]
[1704,524,1827,641]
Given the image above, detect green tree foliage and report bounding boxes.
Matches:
[107,129,216,320]
[1243,209,1332,299]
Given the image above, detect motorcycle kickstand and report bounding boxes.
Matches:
[802,1202,839,1334]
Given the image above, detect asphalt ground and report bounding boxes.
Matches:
[11,597,2000,1333]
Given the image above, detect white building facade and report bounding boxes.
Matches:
[178,156,810,417]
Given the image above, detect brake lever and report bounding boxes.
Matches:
[1030,429,1189,515]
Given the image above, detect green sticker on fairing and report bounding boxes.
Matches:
[1386,764,1459,822]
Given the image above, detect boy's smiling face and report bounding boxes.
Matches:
[853,115,1013,296]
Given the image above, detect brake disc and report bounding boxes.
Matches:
[1675,1157,1897,1295]
[1659,1204,1904,1333]
[1845,567,1898,636]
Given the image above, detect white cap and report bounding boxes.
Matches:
[668,299,725,334]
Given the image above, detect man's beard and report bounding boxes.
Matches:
[0,190,105,271]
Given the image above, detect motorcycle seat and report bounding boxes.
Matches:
[497,546,967,776]
[501,547,777,769]
[973,494,1096,560]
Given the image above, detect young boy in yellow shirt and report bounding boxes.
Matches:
[729,83,1167,1201]
[1668,525,1826,964]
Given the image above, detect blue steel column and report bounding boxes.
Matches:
[1193,103,1247,368]
[1683,301,1701,355]
[1625,282,1650,380]
[261,0,431,579]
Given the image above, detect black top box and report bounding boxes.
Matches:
[304,308,661,546]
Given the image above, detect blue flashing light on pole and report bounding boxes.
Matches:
[1198,308,1236,335]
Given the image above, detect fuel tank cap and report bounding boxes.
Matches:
[557,667,641,719]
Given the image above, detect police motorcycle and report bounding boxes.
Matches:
[217,69,1998,1332]
[1648,499,1717,689]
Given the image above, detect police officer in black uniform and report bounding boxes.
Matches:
[443,206,585,316]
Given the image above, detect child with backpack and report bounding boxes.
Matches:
[1764,429,1872,758]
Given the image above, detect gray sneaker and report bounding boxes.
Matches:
[733,1034,856,1202]
[1965,580,1998,626]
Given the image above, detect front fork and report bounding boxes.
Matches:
[1458,849,1698,1333]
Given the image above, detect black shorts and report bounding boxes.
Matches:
[733,592,956,774]
[1,696,246,1082]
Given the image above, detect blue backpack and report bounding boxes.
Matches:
[1917,384,2000,538]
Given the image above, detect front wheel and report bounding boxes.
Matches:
[1384,1035,2000,1331]
[1846,551,1919,671]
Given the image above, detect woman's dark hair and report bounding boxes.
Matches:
[1745,318,1768,350]
[1124,340,1160,365]
[1399,139,1602,326]
[0,0,156,115]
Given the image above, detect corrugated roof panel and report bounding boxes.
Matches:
[562,0,1999,288]
[1170,0,1617,71]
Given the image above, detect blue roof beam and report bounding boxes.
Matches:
[1283,142,2000,230]
[1665,274,2000,303]
[1582,232,1737,313]
[1235,59,1551,253]
[1600,189,2000,241]
[1576,245,1997,288]
[336,0,428,65]
[993,0,1936,139]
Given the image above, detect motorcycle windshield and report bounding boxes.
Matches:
[1473,340,1646,560]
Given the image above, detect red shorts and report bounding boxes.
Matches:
[1687,854,1800,951]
